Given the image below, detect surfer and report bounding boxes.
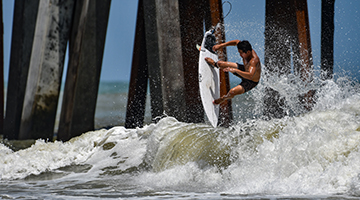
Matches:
[205,40,261,105]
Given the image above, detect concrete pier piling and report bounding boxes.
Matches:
[321,0,335,80]
[19,0,74,140]
[178,0,206,124]
[293,0,314,110]
[4,0,110,141]
[4,0,40,140]
[142,0,187,123]
[125,0,148,129]
[57,0,111,141]
[264,0,314,118]
[207,0,232,127]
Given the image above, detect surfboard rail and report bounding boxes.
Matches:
[198,30,220,127]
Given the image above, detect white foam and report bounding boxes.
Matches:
[0,129,108,180]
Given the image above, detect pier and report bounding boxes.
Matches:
[0,0,335,141]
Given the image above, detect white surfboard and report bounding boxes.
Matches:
[198,30,220,127]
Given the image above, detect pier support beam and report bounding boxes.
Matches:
[293,0,313,80]
[264,0,313,119]
[264,0,292,119]
[206,0,232,127]
[179,0,205,123]
[125,0,148,128]
[19,0,74,140]
[58,0,111,141]
[293,0,314,110]
[321,0,335,80]
[156,1,187,121]
[142,0,163,121]
[4,0,39,140]
[142,0,187,123]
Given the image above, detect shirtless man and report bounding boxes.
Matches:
[205,40,261,105]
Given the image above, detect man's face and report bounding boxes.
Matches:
[238,49,250,59]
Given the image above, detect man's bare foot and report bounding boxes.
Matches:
[213,97,225,105]
[205,57,218,68]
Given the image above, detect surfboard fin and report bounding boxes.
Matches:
[196,44,201,51]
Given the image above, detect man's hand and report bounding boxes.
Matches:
[223,67,234,73]
[212,44,221,51]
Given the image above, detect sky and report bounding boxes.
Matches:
[2,0,360,82]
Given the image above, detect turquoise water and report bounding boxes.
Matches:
[94,81,152,128]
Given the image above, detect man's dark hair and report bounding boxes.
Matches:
[237,40,252,52]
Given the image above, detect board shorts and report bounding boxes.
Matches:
[235,63,259,93]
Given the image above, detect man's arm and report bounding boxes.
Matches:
[213,39,240,51]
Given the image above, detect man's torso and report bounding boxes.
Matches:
[242,54,261,82]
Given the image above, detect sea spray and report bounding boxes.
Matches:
[221,104,360,195]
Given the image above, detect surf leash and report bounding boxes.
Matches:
[213,1,232,31]
[222,1,232,19]
[197,1,232,50]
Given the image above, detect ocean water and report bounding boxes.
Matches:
[1,68,360,199]
[94,81,152,129]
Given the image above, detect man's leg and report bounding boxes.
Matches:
[217,61,238,69]
[205,57,238,69]
[213,84,245,105]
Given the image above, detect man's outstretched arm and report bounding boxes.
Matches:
[213,40,240,51]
